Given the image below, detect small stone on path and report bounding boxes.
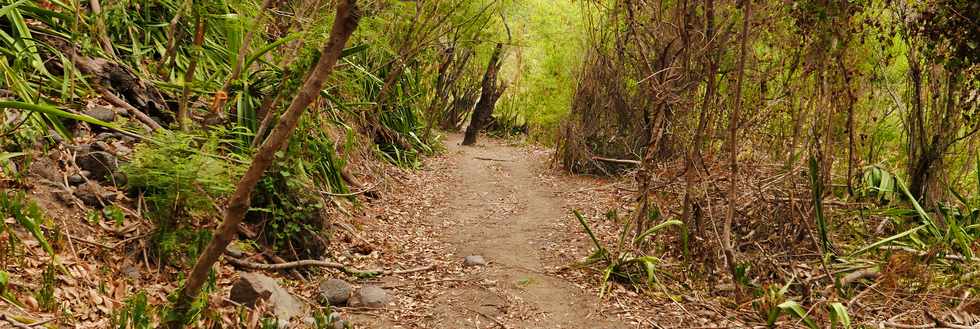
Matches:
[463,255,487,267]
[351,285,390,308]
[318,278,353,306]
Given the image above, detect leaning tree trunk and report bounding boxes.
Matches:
[462,43,506,146]
[164,1,360,327]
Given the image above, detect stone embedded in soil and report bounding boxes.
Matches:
[109,172,127,187]
[225,244,245,258]
[76,150,118,181]
[84,107,116,122]
[67,174,85,185]
[229,272,305,322]
[29,156,62,183]
[75,181,104,207]
[350,285,390,308]
[318,278,353,306]
[463,255,487,267]
[121,265,140,280]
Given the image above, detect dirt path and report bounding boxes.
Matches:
[420,134,626,328]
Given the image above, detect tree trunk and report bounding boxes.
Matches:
[723,0,751,301]
[164,1,360,327]
[462,43,506,146]
[683,0,717,258]
[178,17,206,131]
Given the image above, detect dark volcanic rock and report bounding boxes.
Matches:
[76,150,117,181]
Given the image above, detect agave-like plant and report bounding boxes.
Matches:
[573,209,681,297]
[852,164,977,260]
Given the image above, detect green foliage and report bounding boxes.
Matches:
[808,156,832,253]
[0,270,19,307]
[828,302,852,329]
[112,291,153,329]
[161,269,217,327]
[853,166,978,258]
[755,280,793,327]
[35,263,57,312]
[776,300,818,329]
[123,130,244,265]
[0,190,52,256]
[860,165,897,204]
[573,210,680,297]
[491,0,587,143]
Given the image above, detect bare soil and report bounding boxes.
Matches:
[350,134,631,328]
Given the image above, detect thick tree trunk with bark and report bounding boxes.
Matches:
[463,43,506,146]
[164,1,360,327]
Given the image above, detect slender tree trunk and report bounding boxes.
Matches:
[423,47,455,142]
[683,0,717,257]
[836,53,858,196]
[164,2,360,327]
[177,17,206,131]
[723,0,751,301]
[462,43,506,146]
[159,0,192,77]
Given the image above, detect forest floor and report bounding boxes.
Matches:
[345,134,733,328]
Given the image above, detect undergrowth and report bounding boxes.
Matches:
[123,130,245,266]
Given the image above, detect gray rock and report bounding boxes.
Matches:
[29,156,62,183]
[75,181,104,207]
[318,279,353,306]
[94,132,117,141]
[109,172,127,187]
[351,285,390,308]
[84,107,116,122]
[332,319,349,329]
[67,174,86,186]
[463,255,487,267]
[48,129,63,144]
[92,141,111,152]
[225,244,245,258]
[76,150,117,181]
[229,272,305,322]
[111,141,133,157]
[121,265,140,280]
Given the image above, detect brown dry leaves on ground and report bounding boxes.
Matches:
[3,136,978,328]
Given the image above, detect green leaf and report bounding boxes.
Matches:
[244,32,302,69]
[851,224,927,256]
[633,219,682,245]
[828,302,851,329]
[0,0,29,17]
[598,265,614,297]
[808,155,832,253]
[0,101,131,130]
[777,300,818,329]
[895,178,941,238]
[0,152,24,163]
[574,210,607,260]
